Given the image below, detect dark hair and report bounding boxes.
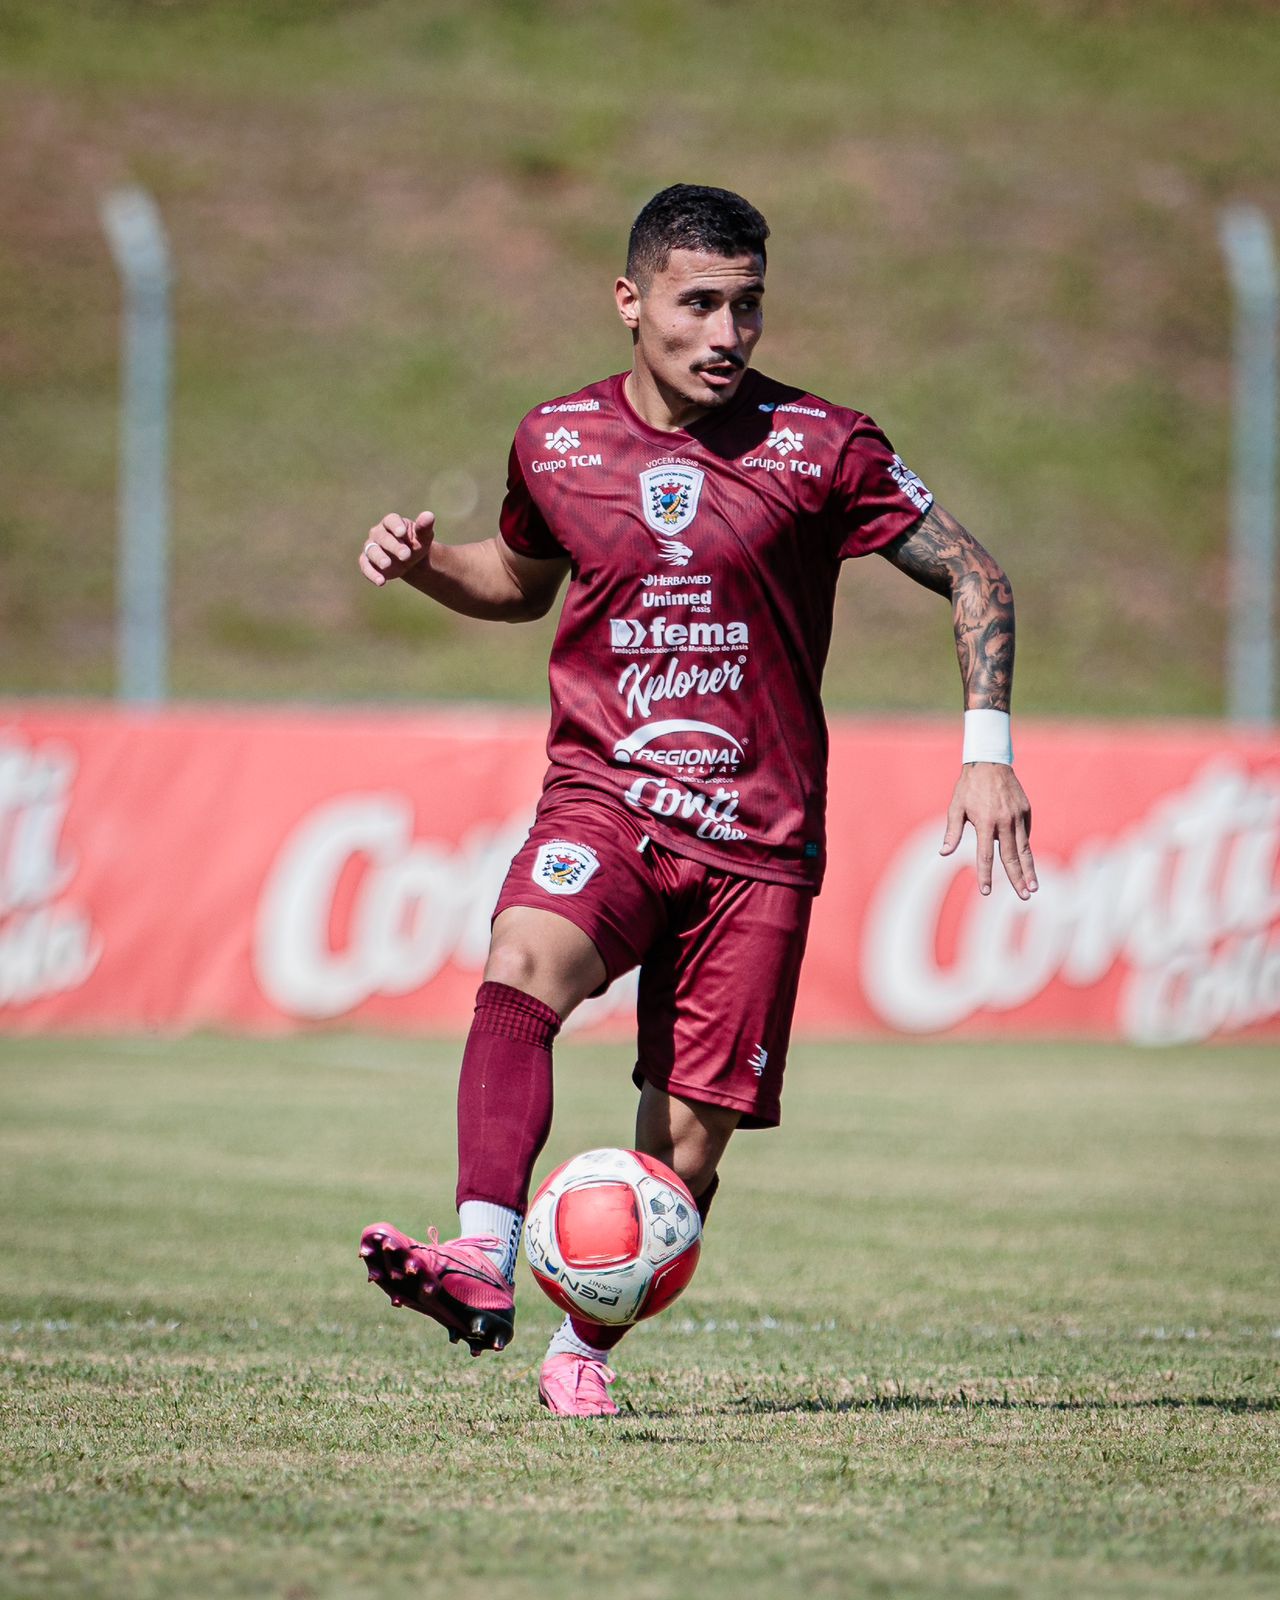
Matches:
[626,184,769,289]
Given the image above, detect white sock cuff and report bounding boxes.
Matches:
[546,1314,613,1363]
[457,1200,523,1285]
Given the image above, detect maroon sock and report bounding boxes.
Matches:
[455,980,560,1214]
[569,1170,721,1352]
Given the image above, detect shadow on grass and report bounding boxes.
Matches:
[720,1393,1279,1415]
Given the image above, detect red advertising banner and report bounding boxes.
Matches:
[1,703,1277,1044]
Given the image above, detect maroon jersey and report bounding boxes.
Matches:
[499,369,932,889]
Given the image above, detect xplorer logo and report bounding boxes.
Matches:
[613,719,744,776]
[609,615,749,653]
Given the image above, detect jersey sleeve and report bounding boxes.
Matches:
[498,443,565,559]
[827,418,933,560]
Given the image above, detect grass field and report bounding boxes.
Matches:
[4,1,1280,712]
[1,1034,1277,1599]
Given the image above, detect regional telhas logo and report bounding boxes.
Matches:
[545,427,580,455]
[766,426,804,457]
[533,840,600,896]
[639,460,704,568]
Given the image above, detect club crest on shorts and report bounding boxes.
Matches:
[533,839,600,896]
[639,463,704,566]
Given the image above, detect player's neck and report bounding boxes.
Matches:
[623,367,712,434]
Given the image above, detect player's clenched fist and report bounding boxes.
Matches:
[359,512,434,586]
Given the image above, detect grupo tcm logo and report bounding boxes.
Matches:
[0,734,101,1008]
[862,761,1280,1045]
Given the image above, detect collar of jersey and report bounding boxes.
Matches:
[609,369,759,452]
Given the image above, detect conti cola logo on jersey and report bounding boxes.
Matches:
[622,775,748,844]
[639,460,704,566]
[613,718,744,778]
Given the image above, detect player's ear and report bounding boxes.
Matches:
[615,275,642,331]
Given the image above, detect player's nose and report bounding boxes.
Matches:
[711,303,743,351]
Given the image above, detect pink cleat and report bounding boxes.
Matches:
[538,1353,619,1417]
[359,1222,514,1356]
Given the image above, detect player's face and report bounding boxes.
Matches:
[616,248,765,419]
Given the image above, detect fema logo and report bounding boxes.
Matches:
[533,839,601,897]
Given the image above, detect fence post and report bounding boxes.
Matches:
[1219,205,1277,726]
[100,187,173,704]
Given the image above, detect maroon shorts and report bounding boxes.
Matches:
[492,792,813,1128]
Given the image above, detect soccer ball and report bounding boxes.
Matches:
[523,1147,702,1326]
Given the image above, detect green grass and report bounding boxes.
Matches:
[3,1,1279,711]
[2,1035,1277,1598]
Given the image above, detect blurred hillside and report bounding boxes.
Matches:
[2,0,1277,714]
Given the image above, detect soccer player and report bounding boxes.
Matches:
[357,185,1036,1416]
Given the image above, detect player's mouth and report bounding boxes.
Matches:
[696,359,744,390]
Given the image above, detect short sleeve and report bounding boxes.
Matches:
[828,418,933,560]
[498,443,566,559]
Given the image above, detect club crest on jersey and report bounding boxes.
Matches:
[639,464,704,566]
[533,839,600,896]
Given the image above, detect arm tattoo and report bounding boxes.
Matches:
[879,503,1014,711]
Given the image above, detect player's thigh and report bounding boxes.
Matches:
[490,793,666,1013]
[636,876,814,1130]
[485,906,608,1017]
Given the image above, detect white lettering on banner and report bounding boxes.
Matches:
[254,797,532,1019]
[0,736,100,1007]
[622,775,748,843]
[618,656,746,720]
[862,761,1280,1044]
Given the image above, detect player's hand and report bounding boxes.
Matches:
[940,763,1037,900]
[359,512,434,586]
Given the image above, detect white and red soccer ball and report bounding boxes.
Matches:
[523,1148,702,1326]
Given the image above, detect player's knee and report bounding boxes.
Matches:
[483,939,544,994]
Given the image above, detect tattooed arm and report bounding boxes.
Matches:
[880,503,1037,899]
[879,501,1014,709]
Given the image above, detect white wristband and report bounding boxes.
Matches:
[963,708,1013,765]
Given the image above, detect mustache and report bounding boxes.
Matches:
[695,354,746,372]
